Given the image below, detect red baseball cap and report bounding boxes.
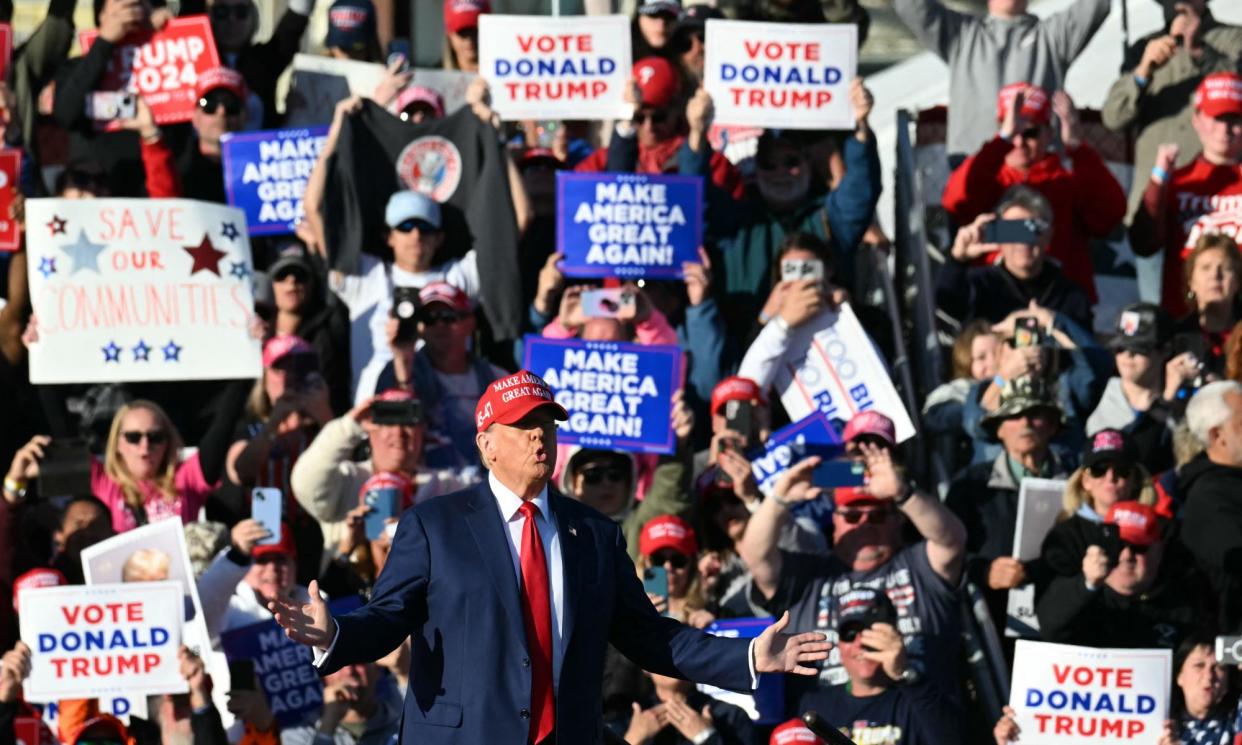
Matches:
[520,147,565,169]
[71,715,128,745]
[770,719,823,745]
[639,515,698,558]
[196,66,247,100]
[13,567,65,613]
[633,56,681,110]
[842,410,896,447]
[252,523,296,560]
[833,485,882,508]
[996,82,1051,126]
[419,281,471,313]
[444,0,489,34]
[475,370,568,432]
[262,334,315,369]
[396,85,445,119]
[1195,72,1242,118]
[1106,502,1162,547]
[710,376,765,416]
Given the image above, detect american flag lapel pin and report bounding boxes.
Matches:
[568,525,577,537]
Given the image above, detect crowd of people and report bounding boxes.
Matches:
[0,0,1241,743]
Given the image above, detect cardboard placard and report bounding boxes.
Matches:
[0,149,22,251]
[748,412,843,497]
[1006,478,1067,638]
[286,54,476,126]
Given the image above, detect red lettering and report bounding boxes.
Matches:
[61,606,81,625]
[149,250,164,270]
[591,80,606,97]
[1100,718,1124,737]
[1033,714,1049,732]
[1117,668,1133,688]
[516,34,592,53]
[143,653,160,672]
[117,655,140,675]
[167,208,183,241]
[71,658,88,676]
[741,40,819,60]
[1126,721,1144,737]
[1053,665,1131,687]
[1053,664,1071,684]
[1053,717,1072,735]
[127,602,143,622]
[51,658,66,677]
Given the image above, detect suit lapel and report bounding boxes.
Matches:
[550,491,583,661]
[463,484,528,653]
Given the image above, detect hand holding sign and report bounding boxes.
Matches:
[989,558,1027,591]
[269,579,336,648]
[0,641,31,702]
[994,706,1020,744]
[99,0,146,44]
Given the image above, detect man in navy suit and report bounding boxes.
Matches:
[272,370,829,744]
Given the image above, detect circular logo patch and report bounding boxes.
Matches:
[396,135,463,203]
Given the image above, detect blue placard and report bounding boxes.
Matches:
[556,172,703,279]
[220,597,360,728]
[703,617,784,725]
[523,336,682,454]
[221,127,329,236]
[748,412,844,497]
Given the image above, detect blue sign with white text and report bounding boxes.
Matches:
[748,412,844,497]
[221,127,329,236]
[704,617,784,725]
[556,172,703,279]
[523,335,682,454]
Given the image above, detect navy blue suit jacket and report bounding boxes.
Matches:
[319,482,753,744]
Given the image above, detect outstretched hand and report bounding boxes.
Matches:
[753,611,831,676]
[269,580,336,648]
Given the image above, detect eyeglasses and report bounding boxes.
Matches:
[210,4,252,21]
[650,550,690,570]
[393,218,439,234]
[757,154,802,171]
[122,430,169,446]
[633,108,673,126]
[198,90,244,116]
[421,308,463,326]
[579,465,628,486]
[1088,462,1132,480]
[836,508,894,525]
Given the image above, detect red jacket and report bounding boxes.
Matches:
[942,137,1127,303]
[139,136,181,198]
[575,135,745,201]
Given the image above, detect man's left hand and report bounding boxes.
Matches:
[753,611,831,676]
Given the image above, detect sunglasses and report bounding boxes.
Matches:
[837,508,894,526]
[122,430,169,446]
[273,267,308,283]
[421,308,463,326]
[579,465,628,486]
[1015,126,1044,140]
[838,624,867,643]
[393,218,439,234]
[650,550,690,570]
[1088,462,1132,479]
[198,90,244,116]
[1120,541,1152,556]
[757,154,802,171]
[211,4,251,20]
[633,108,673,126]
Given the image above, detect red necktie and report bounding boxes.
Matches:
[518,501,555,743]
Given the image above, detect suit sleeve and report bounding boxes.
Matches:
[320,508,430,674]
[606,523,752,691]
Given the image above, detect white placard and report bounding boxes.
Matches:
[478,14,632,121]
[19,582,185,700]
[1006,478,1067,638]
[286,54,477,127]
[704,19,856,130]
[776,303,916,442]
[1009,640,1170,745]
[25,198,261,384]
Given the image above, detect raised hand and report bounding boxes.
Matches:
[1082,545,1109,587]
[683,247,712,307]
[858,623,907,680]
[0,641,31,703]
[231,518,272,557]
[856,442,905,501]
[753,611,831,676]
[269,579,337,648]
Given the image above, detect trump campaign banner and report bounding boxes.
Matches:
[557,172,703,279]
[704,19,856,130]
[0,149,21,251]
[79,16,221,127]
[478,14,631,121]
[776,303,916,442]
[222,127,329,236]
[1010,641,1170,744]
[748,412,843,498]
[1007,479,1067,638]
[524,336,682,454]
[19,582,185,700]
[25,198,262,384]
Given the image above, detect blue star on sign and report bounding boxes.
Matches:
[162,340,182,362]
[229,261,251,280]
[221,222,240,241]
[102,341,121,363]
[37,257,56,279]
[61,229,107,274]
[132,339,151,361]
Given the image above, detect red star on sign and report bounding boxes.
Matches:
[46,215,66,236]
[183,234,227,276]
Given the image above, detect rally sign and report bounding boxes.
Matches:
[701,617,784,724]
[1010,641,1170,744]
[776,303,916,442]
[25,198,262,384]
[749,412,843,497]
[704,20,856,130]
[524,336,682,454]
[478,14,631,121]
[0,149,21,251]
[286,54,476,126]
[222,127,329,235]
[1007,479,1066,638]
[79,16,221,126]
[557,172,703,279]
[19,582,185,700]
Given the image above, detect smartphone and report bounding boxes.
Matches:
[85,91,136,121]
[391,287,420,344]
[643,566,669,602]
[723,399,754,449]
[386,51,410,74]
[983,219,1043,246]
[251,487,283,546]
[228,659,255,691]
[781,258,825,283]
[814,458,868,489]
[1216,636,1242,664]
[371,399,423,427]
[1098,523,1121,566]
[802,712,858,745]
[1013,316,1044,348]
[38,438,92,499]
[362,484,399,541]
[580,288,636,318]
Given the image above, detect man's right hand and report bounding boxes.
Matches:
[1136,35,1177,80]
[625,702,667,744]
[270,579,337,648]
[987,557,1026,590]
[0,641,31,703]
[778,279,825,328]
[1082,545,1110,587]
[232,518,271,557]
[950,213,997,262]
[772,457,823,506]
[98,0,146,43]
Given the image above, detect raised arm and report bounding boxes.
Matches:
[737,457,823,599]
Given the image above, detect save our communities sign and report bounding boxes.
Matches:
[557,172,703,279]
[704,19,856,130]
[478,14,632,121]
[222,127,329,235]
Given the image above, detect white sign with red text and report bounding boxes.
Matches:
[704,19,855,130]
[25,198,261,384]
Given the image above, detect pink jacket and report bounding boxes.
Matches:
[90,454,215,533]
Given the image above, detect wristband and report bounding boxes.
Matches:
[692,728,718,745]
[1134,74,1149,89]
[893,482,915,506]
[992,375,1006,390]
[1151,165,1169,184]
[3,477,27,499]
[758,309,773,325]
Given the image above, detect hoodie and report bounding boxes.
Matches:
[1178,452,1242,631]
